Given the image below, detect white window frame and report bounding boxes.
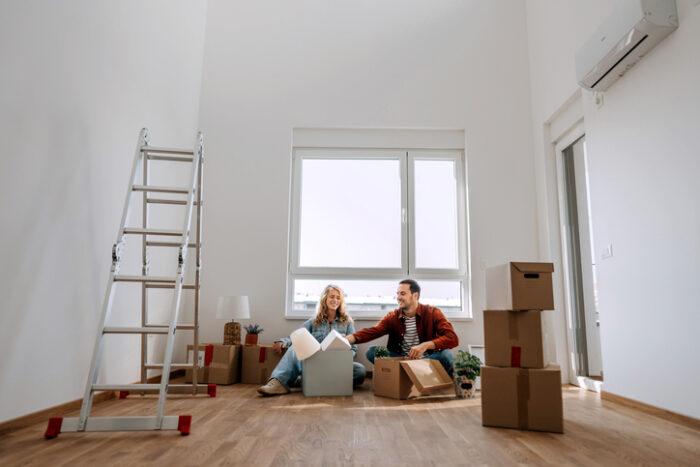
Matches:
[287,133,470,320]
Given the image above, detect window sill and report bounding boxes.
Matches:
[284,313,473,322]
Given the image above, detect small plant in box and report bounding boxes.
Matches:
[373,345,389,359]
[452,350,482,398]
[244,323,263,346]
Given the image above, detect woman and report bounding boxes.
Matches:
[257,284,366,396]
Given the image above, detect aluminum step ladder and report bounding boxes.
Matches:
[45,129,209,438]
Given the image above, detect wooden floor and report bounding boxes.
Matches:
[1,380,698,466]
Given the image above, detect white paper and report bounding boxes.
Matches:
[290,327,321,360]
[320,329,351,351]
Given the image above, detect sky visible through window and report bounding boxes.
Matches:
[298,158,402,268]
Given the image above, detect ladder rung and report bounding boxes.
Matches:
[141,146,194,155]
[104,326,169,334]
[145,363,194,369]
[145,323,195,330]
[124,228,183,236]
[147,198,201,206]
[93,384,161,392]
[59,415,181,432]
[164,384,211,395]
[146,154,194,162]
[146,241,198,247]
[132,185,190,194]
[116,384,210,395]
[145,283,196,290]
[114,275,176,283]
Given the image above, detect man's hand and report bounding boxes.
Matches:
[272,341,286,355]
[344,334,356,345]
[408,341,434,359]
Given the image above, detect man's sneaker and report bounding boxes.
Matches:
[257,378,289,396]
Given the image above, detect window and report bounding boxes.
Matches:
[288,145,469,319]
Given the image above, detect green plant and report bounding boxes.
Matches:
[244,323,263,335]
[453,350,482,380]
[373,345,389,359]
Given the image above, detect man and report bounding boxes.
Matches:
[346,279,458,374]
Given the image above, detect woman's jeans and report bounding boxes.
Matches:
[365,345,455,375]
[270,346,367,390]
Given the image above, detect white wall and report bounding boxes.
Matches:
[0,1,207,423]
[526,0,700,418]
[197,0,540,368]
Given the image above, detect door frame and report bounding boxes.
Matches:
[540,89,602,388]
[554,125,587,383]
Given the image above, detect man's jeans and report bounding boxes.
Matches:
[270,346,367,390]
[366,345,455,375]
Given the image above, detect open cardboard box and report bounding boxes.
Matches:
[374,357,453,400]
[302,349,353,397]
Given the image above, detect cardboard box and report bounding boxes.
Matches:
[374,357,453,400]
[185,344,241,385]
[486,262,554,310]
[241,344,284,384]
[484,310,544,369]
[481,365,563,433]
[302,350,353,397]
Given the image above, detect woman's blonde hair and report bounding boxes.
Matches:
[314,284,352,328]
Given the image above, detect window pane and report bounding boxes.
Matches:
[293,279,462,314]
[413,159,459,269]
[299,158,401,268]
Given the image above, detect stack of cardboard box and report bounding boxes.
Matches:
[481,262,563,433]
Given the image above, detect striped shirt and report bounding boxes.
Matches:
[400,316,421,356]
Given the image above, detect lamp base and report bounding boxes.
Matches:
[223,321,241,345]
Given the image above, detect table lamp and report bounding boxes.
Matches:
[217,296,250,345]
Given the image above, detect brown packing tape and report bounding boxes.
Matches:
[509,313,519,340]
[517,370,529,429]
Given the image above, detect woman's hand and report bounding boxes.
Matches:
[273,341,286,355]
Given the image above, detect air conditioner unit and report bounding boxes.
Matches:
[575,0,678,91]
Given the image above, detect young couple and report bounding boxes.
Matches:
[257,279,459,396]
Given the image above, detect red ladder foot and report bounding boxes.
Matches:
[44,417,63,439]
[119,391,129,399]
[178,415,192,435]
[207,384,216,397]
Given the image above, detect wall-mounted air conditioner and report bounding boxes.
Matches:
[575,0,678,91]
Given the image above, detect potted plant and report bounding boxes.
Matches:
[452,350,481,398]
[244,323,263,346]
[373,345,389,359]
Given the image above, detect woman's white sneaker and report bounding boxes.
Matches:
[257,378,289,396]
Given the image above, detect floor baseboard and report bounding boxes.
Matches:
[0,370,185,435]
[601,390,700,432]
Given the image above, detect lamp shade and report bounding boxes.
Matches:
[216,296,250,320]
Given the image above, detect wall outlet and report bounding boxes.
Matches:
[601,244,613,260]
[594,91,604,108]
